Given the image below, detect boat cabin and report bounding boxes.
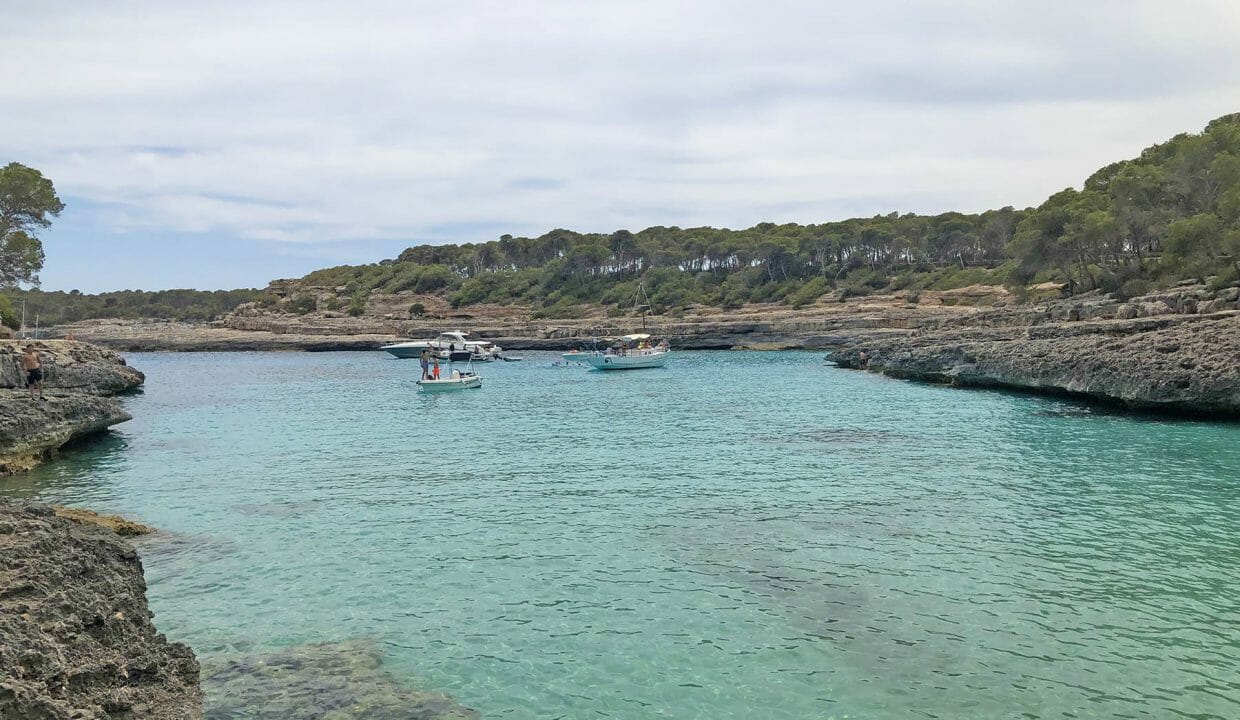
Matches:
[605,333,670,356]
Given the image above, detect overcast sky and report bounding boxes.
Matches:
[3,1,1239,291]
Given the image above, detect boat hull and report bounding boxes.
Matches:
[417,376,483,391]
[586,352,669,370]
[382,343,448,359]
[383,345,424,359]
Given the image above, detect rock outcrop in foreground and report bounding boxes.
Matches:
[0,499,202,719]
[831,312,1240,416]
[0,341,143,473]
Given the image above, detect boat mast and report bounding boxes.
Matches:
[634,282,652,331]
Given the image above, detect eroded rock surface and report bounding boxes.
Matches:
[0,499,202,719]
[0,341,143,473]
[832,312,1240,416]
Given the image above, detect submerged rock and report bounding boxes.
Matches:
[51,505,155,537]
[203,639,479,720]
[0,498,202,719]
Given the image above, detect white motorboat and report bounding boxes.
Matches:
[585,334,671,370]
[417,368,482,391]
[383,331,502,361]
[450,339,503,363]
[381,340,444,359]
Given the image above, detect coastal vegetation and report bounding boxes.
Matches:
[297,113,1240,314]
[0,162,261,328]
[7,114,1240,325]
[0,162,62,327]
[8,288,264,328]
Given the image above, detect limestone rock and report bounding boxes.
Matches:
[0,341,144,395]
[0,499,202,719]
[0,340,142,474]
[832,313,1240,416]
[0,391,132,474]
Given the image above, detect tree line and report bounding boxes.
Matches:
[6,288,264,329]
[4,113,1239,326]
[303,113,1240,316]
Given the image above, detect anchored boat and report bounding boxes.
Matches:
[585,334,671,370]
[383,331,503,361]
[417,367,483,391]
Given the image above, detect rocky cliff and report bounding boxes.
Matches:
[830,311,1240,416]
[0,499,202,719]
[0,341,143,473]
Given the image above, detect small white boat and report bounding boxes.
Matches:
[417,369,482,391]
[585,334,671,370]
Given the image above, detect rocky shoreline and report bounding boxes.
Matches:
[43,283,1240,418]
[830,311,1240,417]
[0,341,144,474]
[0,499,203,719]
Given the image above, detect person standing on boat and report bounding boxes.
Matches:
[419,348,431,380]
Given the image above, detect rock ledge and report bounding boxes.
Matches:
[0,498,202,719]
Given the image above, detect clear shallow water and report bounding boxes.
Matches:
[4,351,1240,719]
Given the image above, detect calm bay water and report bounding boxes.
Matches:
[4,351,1239,719]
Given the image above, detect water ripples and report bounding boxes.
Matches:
[4,350,1240,719]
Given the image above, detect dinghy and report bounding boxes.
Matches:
[417,368,482,391]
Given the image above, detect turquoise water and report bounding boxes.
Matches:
[4,351,1240,719]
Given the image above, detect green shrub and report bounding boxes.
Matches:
[1206,266,1240,291]
[788,277,829,308]
[287,294,318,314]
[1116,279,1154,300]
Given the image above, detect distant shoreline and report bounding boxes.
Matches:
[38,284,1240,419]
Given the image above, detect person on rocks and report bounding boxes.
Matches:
[419,348,431,380]
[21,345,45,400]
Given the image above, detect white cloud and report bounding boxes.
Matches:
[2,0,1239,254]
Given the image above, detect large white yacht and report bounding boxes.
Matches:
[381,331,502,361]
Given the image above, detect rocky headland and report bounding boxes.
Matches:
[0,498,202,719]
[0,341,144,474]
[828,287,1240,417]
